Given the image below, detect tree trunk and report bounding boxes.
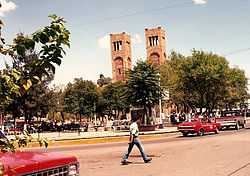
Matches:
[148,104,152,118]
[79,114,82,126]
[52,111,55,122]
[60,111,65,123]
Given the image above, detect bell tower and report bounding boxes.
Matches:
[145,27,167,65]
[110,32,132,82]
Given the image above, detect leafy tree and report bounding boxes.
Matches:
[166,50,193,112]
[97,74,112,87]
[47,85,66,122]
[95,89,107,120]
[0,14,70,124]
[222,67,248,109]
[21,76,54,122]
[125,60,162,119]
[166,49,249,113]
[5,54,55,124]
[102,81,129,119]
[63,78,100,124]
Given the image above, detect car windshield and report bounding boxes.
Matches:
[221,111,241,117]
[186,119,197,122]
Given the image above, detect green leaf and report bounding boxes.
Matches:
[1,37,5,44]
[48,14,57,19]
[51,57,62,66]
[17,45,25,55]
[40,32,49,44]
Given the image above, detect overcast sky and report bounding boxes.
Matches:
[0,0,249,89]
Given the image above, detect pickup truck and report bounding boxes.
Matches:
[178,117,221,137]
[216,111,245,130]
[0,131,79,176]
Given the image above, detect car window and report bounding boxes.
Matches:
[186,119,197,122]
[201,119,206,123]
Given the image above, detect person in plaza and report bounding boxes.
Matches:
[121,116,152,164]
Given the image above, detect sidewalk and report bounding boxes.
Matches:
[7,126,179,147]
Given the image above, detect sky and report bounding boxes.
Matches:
[0,0,250,89]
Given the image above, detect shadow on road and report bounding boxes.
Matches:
[128,154,160,158]
[176,132,218,138]
[121,161,151,166]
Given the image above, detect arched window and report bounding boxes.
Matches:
[114,57,124,81]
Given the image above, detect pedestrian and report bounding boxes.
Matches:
[121,117,152,164]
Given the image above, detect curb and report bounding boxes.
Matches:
[27,131,181,148]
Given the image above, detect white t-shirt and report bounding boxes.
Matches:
[130,122,139,137]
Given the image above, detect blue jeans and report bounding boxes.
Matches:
[122,137,148,161]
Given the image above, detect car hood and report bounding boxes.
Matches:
[0,150,77,175]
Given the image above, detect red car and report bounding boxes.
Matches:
[0,131,79,175]
[178,117,221,137]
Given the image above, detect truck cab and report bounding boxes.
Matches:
[0,131,79,176]
[216,111,245,130]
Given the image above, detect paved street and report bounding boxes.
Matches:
[26,124,250,176]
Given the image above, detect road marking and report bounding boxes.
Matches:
[227,163,250,176]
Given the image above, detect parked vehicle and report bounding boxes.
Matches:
[112,120,130,130]
[216,111,245,130]
[178,117,221,137]
[4,125,22,135]
[0,131,79,175]
[27,125,37,133]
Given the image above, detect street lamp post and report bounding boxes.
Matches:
[157,73,163,129]
[94,103,97,126]
[1,109,4,133]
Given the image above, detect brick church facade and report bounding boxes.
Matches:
[110,32,132,83]
[145,27,167,65]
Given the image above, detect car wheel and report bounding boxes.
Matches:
[197,128,204,136]
[235,123,240,130]
[214,127,219,134]
[182,132,188,137]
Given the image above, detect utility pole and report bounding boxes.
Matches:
[157,73,163,129]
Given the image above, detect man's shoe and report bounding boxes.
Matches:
[121,160,127,164]
[144,158,152,163]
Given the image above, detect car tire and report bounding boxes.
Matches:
[198,128,204,136]
[214,127,219,134]
[235,123,240,130]
[182,132,188,137]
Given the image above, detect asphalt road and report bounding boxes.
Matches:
[27,125,250,176]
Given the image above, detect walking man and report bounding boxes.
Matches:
[121,117,152,164]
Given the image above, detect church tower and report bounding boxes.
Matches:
[145,27,167,65]
[110,32,132,82]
